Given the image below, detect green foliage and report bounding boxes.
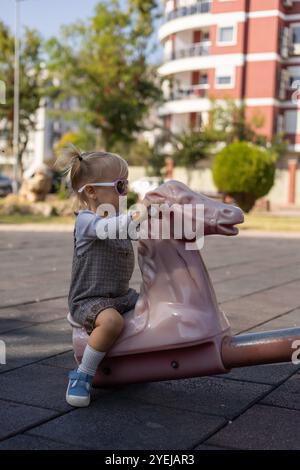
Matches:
[45,1,162,149]
[0,21,44,169]
[56,180,69,200]
[169,99,287,173]
[127,190,139,208]
[112,136,168,177]
[208,99,263,144]
[145,148,166,177]
[111,138,153,166]
[212,141,276,212]
[54,130,96,157]
[172,129,217,168]
[269,132,289,161]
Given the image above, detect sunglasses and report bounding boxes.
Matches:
[78,179,129,196]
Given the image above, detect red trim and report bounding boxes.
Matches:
[193,31,202,44]
[165,157,174,178]
[288,160,297,205]
[171,33,176,55]
[192,71,200,86]
[166,114,171,130]
[190,112,197,129]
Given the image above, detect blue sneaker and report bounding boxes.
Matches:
[66,370,93,407]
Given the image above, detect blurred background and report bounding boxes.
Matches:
[0,0,300,232]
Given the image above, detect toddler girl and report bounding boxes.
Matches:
[61,149,149,407]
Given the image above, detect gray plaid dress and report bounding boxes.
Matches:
[68,216,139,335]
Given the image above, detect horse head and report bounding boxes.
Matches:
[142,179,244,237]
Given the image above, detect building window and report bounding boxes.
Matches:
[216,76,231,85]
[217,26,235,45]
[202,31,210,42]
[288,66,300,90]
[200,73,208,86]
[277,114,284,134]
[280,26,290,58]
[190,112,202,130]
[277,68,289,100]
[291,25,300,55]
[215,67,235,88]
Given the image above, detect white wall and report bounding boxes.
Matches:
[128,166,300,208]
[172,113,190,133]
[176,30,193,50]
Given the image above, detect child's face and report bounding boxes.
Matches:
[84,173,128,213]
[94,185,121,211]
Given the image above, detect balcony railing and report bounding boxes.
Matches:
[165,1,212,22]
[164,41,211,62]
[169,84,209,100]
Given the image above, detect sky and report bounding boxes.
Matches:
[0,0,163,63]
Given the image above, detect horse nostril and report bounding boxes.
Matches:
[222,208,233,216]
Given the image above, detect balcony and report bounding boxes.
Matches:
[169,84,209,100]
[164,41,211,62]
[165,1,212,23]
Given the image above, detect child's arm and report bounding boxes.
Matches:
[76,206,150,244]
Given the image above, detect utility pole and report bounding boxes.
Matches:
[12,0,20,193]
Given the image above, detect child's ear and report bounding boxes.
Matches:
[84,186,97,199]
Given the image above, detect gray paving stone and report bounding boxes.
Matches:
[0,297,68,324]
[250,308,300,332]
[113,377,271,420]
[0,281,69,308]
[29,395,226,450]
[201,238,264,270]
[41,351,76,370]
[215,264,300,303]
[206,404,300,450]
[0,398,57,441]
[0,434,86,450]
[210,253,300,284]
[0,364,76,412]
[0,318,72,373]
[219,362,299,385]
[0,318,33,334]
[0,232,72,307]
[261,373,300,411]
[221,280,300,333]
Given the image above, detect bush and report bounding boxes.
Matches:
[0,194,76,217]
[212,142,276,212]
[127,191,139,208]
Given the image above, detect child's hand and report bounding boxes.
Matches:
[130,199,161,223]
[130,203,150,223]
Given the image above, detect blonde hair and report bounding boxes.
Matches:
[55,145,129,209]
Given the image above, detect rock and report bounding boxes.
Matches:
[19,167,53,202]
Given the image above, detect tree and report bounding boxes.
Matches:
[111,138,153,166]
[45,0,163,149]
[54,130,96,157]
[269,132,289,162]
[212,141,276,212]
[0,21,44,173]
[208,99,264,145]
[171,129,217,169]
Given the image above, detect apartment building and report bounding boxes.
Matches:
[158,0,300,204]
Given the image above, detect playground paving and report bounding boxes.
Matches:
[0,228,300,450]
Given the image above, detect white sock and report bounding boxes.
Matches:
[78,344,107,377]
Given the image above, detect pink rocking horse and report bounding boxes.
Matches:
[68,180,300,387]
